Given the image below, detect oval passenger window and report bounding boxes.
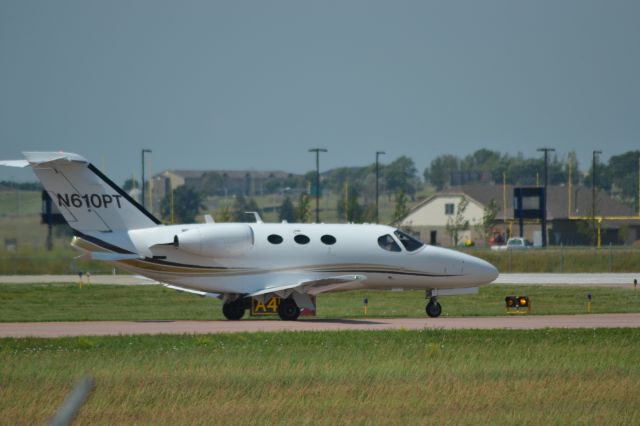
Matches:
[267,234,283,244]
[294,234,310,245]
[321,235,336,245]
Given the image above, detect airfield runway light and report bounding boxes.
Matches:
[634,279,637,290]
[587,293,593,314]
[364,296,369,316]
[505,296,530,314]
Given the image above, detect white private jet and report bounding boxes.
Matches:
[1,152,498,320]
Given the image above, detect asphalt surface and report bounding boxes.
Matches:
[1,314,639,338]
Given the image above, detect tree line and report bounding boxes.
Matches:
[151,149,640,223]
[424,149,640,207]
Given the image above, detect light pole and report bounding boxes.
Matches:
[537,147,554,247]
[592,150,602,246]
[308,148,327,223]
[375,151,385,223]
[141,149,152,208]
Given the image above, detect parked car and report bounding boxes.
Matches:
[490,237,531,251]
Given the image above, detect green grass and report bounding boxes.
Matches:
[1,245,640,274]
[1,284,639,322]
[0,190,41,217]
[0,329,639,424]
[472,247,640,273]
[0,247,114,275]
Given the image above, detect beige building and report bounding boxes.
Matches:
[399,193,486,246]
[399,185,640,247]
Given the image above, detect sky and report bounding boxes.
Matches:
[1,0,639,184]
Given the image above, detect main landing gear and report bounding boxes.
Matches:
[222,298,246,320]
[426,296,442,318]
[278,297,301,321]
[222,296,301,321]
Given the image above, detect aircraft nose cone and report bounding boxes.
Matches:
[466,256,499,283]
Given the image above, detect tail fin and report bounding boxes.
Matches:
[2,152,161,232]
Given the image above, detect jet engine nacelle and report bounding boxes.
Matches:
[173,224,253,258]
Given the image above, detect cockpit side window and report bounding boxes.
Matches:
[394,230,425,252]
[378,234,401,252]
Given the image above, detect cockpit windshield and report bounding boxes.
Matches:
[394,230,425,252]
[378,234,401,252]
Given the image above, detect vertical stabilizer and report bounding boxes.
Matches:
[22,152,161,232]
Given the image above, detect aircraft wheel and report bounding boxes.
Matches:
[278,297,301,321]
[222,299,245,320]
[426,300,442,318]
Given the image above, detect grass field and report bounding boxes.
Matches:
[2,245,639,274]
[1,283,639,322]
[0,329,639,425]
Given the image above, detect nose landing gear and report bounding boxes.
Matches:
[222,297,247,320]
[426,295,442,318]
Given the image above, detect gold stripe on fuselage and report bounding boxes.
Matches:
[72,236,455,278]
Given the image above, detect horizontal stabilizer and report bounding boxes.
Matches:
[0,159,29,168]
[163,284,220,298]
[249,274,366,298]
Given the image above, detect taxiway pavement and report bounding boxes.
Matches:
[1,313,639,338]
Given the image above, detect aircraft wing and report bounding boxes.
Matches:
[89,252,142,261]
[163,284,221,298]
[248,274,367,299]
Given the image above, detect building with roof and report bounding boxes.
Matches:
[398,184,640,247]
[151,169,304,203]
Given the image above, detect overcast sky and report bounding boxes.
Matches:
[1,0,639,183]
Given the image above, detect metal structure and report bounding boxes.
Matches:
[141,149,152,208]
[308,148,327,223]
[375,151,385,223]
[592,150,602,246]
[537,147,555,247]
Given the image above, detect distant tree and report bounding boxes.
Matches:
[278,196,296,222]
[216,203,233,222]
[597,151,640,206]
[461,149,503,175]
[425,155,459,190]
[474,199,498,246]
[264,179,281,195]
[337,184,365,223]
[385,156,417,196]
[122,178,139,192]
[445,197,469,246]
[392,190,409,223]
[296,192,311,223]
[160,185,204,223]
[231,195,262,222]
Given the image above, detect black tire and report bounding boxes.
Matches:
[426,301,442,318]
[278,298,301,321]
[222,299,245,320]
